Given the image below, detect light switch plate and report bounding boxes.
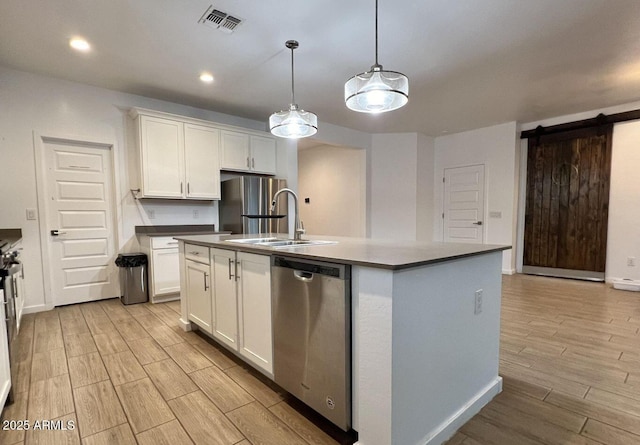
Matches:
[26,208,37,220]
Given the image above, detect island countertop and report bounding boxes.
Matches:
[174,233,510,270]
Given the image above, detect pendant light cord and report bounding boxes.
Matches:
[290,45,295,105]
[374,0,379,66]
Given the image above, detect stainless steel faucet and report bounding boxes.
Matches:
[271,188,305,240]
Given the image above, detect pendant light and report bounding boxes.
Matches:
[345,0,408,113]
[269,40,318,139]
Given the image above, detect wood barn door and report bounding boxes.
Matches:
[523,126,613,280]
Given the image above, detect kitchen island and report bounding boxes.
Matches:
[175,233,509,445]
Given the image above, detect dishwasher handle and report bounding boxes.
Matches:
[293,270,314,282]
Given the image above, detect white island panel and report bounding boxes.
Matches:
[353,251,502,445]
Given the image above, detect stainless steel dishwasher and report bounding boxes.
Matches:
[271,256,351,431]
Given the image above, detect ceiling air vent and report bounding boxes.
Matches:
[199,6,243,34]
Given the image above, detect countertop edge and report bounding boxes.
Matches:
[174,234,511,270]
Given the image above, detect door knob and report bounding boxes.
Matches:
[472,221,483,226]
[50,230,67,236]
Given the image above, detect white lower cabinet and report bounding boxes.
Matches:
[186,259,212,334]
[236,252,273,374]
[184,245,273,375]
[0,290,12,407]
[211,248,238,349]
[140,236,181,302]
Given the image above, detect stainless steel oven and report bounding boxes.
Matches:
[1,245,21,405]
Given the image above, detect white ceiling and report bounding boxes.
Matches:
[2,0,640,136]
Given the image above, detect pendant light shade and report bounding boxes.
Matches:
[345,0,408,113]
[270,40,318,139]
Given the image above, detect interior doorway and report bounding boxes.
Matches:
[35,135,119,306]
[522,126,613,281]
[297,140,366,238]
[443,164,486,244]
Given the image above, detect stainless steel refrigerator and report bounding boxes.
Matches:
[219,177,288,235]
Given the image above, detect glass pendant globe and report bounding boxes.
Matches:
[345,66,409,113]
[269,105,318,139]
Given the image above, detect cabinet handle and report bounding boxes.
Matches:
[246,157,250,168]
[187,182,190,195]
[204,272,209,291]
[251,158,255,168]
[189,251,200,255]
[228,258,234,280]
[181,182,183,194]
[235,259,240,282]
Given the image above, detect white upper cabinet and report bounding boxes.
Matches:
[131,109,221,200]
[184,124,220,199]
[220,130,277,175]
[139,115,185,198]
[249,135,277,174]
[131,108,277,198]
[220,130,250,171]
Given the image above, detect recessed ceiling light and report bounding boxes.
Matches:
[69,37,90,52]
[200,72,214,83]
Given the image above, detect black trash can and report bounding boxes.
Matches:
[115,253,148,305]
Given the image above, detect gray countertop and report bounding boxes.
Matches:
[0,228,22,250]
[135,224,230,237]
[174,233,510,270]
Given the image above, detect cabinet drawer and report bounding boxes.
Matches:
[185,243,210,264]
[151,236,180,249]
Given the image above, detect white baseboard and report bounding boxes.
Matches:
[22,304,53,314]
[502,268,515,275]
[178,318,193,332]
[353,377,502,445]
[423,377,502,445]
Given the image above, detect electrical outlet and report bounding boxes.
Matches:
[193,209,200,219]
[628,257,636,267]
[148,209,155,219]
[26,208,37,220]
[474,289,483,315]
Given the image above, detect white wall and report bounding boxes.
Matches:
[434,122,519,273]
[298,144,366,237]
[521,101,640,282]
[416,134,436,242]
[370,133,419,240]
[607,121,640,281]
[0,66,282,312]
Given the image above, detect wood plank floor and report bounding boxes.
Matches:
[2,273,640,444]
[0,298,340,445]
[448,274,640,445]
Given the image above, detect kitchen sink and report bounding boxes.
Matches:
[224,238,337,248]
[225,237,280,244]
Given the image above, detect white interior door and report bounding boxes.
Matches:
[43,139,119,306]
[443,164,485,243]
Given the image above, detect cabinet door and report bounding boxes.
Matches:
[250,135,277,174]
[139,115,185,198]
[237,252,273,374]
[211,248,238,349]
[186,260,212,334]
[0,291,10,407]
[151,248,180,297]
[220,131,250,171]
[184,124,220,200]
